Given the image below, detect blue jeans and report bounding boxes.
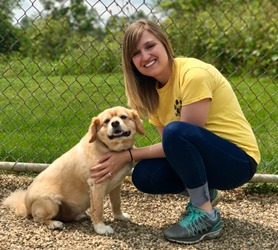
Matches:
[132,121,257,194]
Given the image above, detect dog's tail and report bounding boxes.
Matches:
[2,189,28,218]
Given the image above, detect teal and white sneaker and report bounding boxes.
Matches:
[164,206,222,244]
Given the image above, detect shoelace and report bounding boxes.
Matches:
[179,207,211,235]
[180,202,194,218]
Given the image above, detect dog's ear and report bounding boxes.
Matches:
[89,117,101,143]
[132,110,145,135]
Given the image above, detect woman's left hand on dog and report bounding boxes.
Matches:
[90,151,130,184]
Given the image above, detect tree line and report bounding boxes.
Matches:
[1,0,277,76]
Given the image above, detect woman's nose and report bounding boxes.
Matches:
[141,50,150,61]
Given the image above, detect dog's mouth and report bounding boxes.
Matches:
[108,130,131,140]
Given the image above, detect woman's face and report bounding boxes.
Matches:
[131,30,171,85]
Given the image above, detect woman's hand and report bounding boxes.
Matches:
[90,150,130,184]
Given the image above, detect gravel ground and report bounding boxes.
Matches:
[0,173,277,250]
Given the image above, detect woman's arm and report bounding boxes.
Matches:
[130,125,164,161]
[180,98,211,127]
[129,141,165,161]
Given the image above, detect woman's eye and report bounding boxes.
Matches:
[146,44,155,49]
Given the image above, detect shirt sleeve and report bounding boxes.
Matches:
[149,112,163,127]
[180,67,214,105]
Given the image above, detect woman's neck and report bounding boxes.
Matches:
[156,65,172,88]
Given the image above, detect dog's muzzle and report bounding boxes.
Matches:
[108,121,131,139]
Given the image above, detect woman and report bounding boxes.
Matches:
[91,19,260,244]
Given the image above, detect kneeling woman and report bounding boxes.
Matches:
[91,19,260,244]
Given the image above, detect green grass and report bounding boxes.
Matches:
[231,76,277,174]
[0,73,156,163]
[1,74,277,175]
[244,183,278,194]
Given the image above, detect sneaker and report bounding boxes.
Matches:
[210,189,221,207]
[164,206,222,244]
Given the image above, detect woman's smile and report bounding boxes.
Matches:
[144,59,156,68]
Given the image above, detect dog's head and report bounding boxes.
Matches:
[88,106,145,151]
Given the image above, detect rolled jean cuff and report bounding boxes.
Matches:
[187,182,210,207]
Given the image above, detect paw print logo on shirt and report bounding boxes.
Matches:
[174,99,182,117]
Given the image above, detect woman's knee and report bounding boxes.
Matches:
[164,121,191,140]
[132,158,183,194]
[131,165,143,191]
[163,121,196,147]
[132,160,153,193]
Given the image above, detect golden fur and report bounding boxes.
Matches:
[3,106,144,235]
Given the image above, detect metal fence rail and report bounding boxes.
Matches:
[1,161,278,184]
[1,0,277,181]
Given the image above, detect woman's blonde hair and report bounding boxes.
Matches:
[122,19,174,118]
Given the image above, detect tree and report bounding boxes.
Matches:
[39,0,104,38]
[0,0,22,54]
[14,0,106,59]
[25,16,73,60]
[0,0,20,21]
[154,0,278,75]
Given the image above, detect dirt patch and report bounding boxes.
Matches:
[0,173,277,250]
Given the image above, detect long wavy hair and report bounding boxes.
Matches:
[122,19,174,118]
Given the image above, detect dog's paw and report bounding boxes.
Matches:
[114,212,130,221]
[47,220,64,230]
[94,223,114,235]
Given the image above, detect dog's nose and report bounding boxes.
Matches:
[111,121,120,128]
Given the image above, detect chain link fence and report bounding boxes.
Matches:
[1,0,277,180]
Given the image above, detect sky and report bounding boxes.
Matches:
[12,0,154,24]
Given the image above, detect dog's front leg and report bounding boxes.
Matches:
[109,184,130,221]
[90,185,114,235]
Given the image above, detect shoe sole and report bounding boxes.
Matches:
[165,227,223,245]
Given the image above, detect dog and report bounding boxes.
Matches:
[2,106,145,235]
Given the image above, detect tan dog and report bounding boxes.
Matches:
[3,106,144,235]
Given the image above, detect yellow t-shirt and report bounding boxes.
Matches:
[149,57,260,164]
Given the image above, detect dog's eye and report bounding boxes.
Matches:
[104,119,110,124]
[120,115,127,120]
